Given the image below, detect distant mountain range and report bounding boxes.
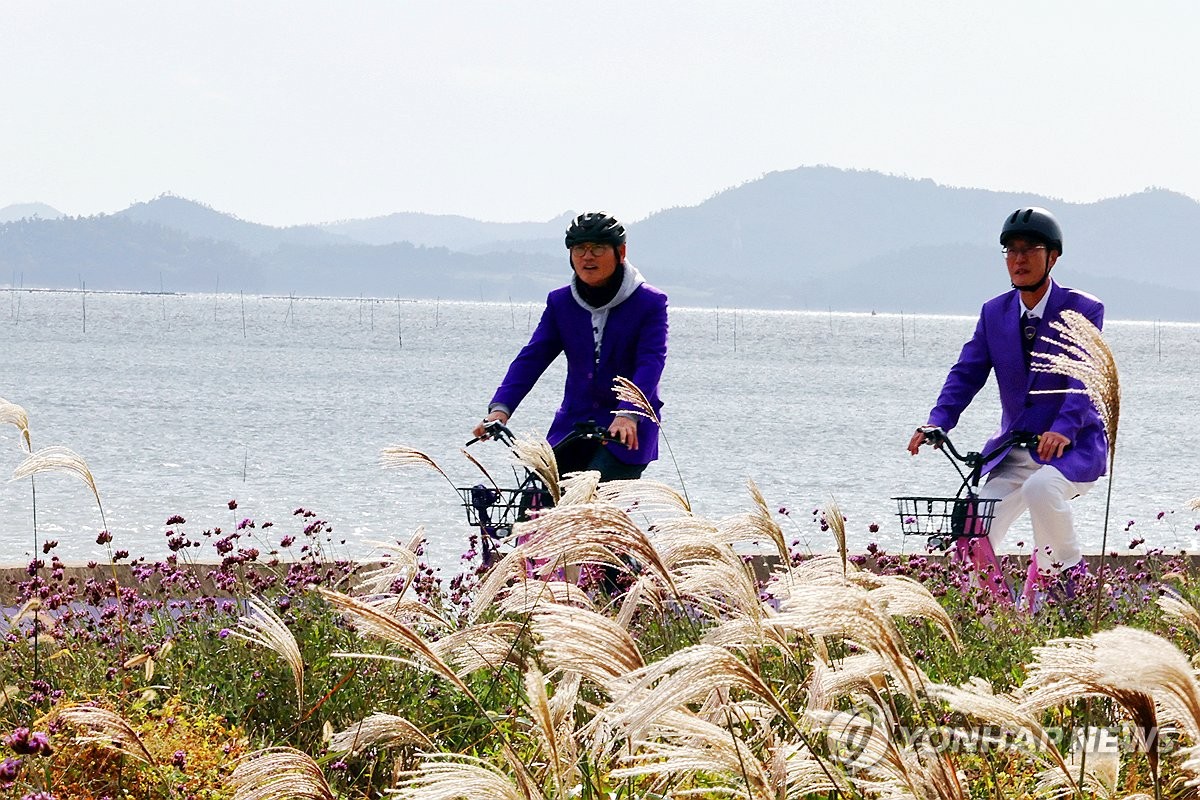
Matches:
[2,167,1197,320]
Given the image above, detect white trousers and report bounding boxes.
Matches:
[980,447,1094,575]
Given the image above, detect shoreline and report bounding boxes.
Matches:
[1,553,1187,604]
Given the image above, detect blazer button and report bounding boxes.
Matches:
[587,372,593,379]
[593,402,600,409]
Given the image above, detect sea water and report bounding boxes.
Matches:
[1,290,1197,573]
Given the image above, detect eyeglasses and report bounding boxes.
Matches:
[1003,244,1047,259]
[570,243,613,257]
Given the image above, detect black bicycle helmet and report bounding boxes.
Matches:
[1000,207,1063,254]
[564,212,626,248]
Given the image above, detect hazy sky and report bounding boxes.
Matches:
[3,1,1197,226]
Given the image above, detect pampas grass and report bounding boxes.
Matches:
[327,712,432,755]
[612,375,688,507]
[510,434,561,504]
[0,397,32,451]
[530,602,645,686]
[229,747,335,800]
[1031,309,1120,451]
[391,753,537,800]
[12,444,104,525]
[56,704,158,765]
[380,445,457,492]
[230,597,305,714]
[1032,308,1121,630]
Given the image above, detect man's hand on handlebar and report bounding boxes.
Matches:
[609,415,639,451]
[472,410,510,441]
[907,425,943,456]
[1037,430,1071,461]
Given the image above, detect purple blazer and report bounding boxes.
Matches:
[491,282,668,466]
[927,282,1107,482]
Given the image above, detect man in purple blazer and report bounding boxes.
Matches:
[907,207,1106,601]
[472,212,668,480]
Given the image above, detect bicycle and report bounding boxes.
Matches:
[895,427,1039,603]
[459,420,621,568]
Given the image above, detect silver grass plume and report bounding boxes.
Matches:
[808,652,929,712]
[327,713,431,756]
[673,556,768,622]
[1158,591,1200,639]
[229,747,335,800]
[613,575,662,631]
[1019,626,1200,784]
[1020,627,1200,739]
[613,374,690,508]
[928,681,1078,791]
[612,374,659,422]
[558,468,600,505]
[810,708,966,800]
[600,644,790,744]
[319,587,474,697]
[1034,726,1120,800]
[530,602,645,687]
[825,497,848,577]
[391,753,538,800]
[1031,309,1120,453]
[778,555,960,648]
[774,581,919,698]
[229,597,304,714]
[380,444,457,489]
[430,621,526,673]
[595,476,691,516]
[56,705,157,765]
[352,531,425,596]
[610,712,772,798]
[470,547,543,620]
[493,579,597,618]
[0,397,32,451]
[648,516,735,568]
[513,502,678,593]
[702,616,799,664]
[12,445,102,510]
[713,479,790,566]
[511,433,561,504]
[524,667,579,795]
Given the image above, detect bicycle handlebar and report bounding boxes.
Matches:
[466,420,623,450]
[919,426,1039,465]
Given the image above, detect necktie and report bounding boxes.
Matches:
[1022,312,1039,367]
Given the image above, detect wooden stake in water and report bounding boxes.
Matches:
[435,297,440,327]
[81,281,87,333]
[510,295,515,328]
[901,310,907,358]
[214,275,220,321]
[397,295,402,345]
[240,291,247,338]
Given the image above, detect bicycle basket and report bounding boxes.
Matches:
[893,495,998,542]
[459,484,552,530]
